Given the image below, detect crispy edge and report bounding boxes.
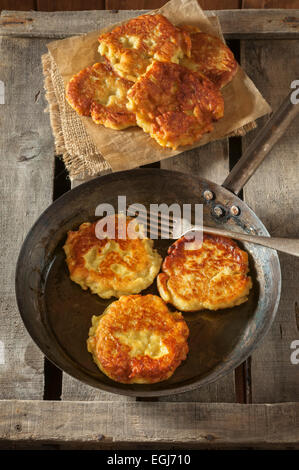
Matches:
[87,295,189,383]
[157,234,252,311]
[66,62,136,130]
[127,61,224,149]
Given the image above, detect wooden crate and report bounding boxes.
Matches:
[0,8,298,449]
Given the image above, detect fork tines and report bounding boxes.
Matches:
[126,204,175,239]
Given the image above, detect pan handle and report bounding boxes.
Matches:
[222,91,299,195]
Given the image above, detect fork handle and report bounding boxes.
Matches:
[202,226,299,257]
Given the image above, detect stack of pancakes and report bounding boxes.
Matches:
[66,14,237,149]
[64,215,252,385]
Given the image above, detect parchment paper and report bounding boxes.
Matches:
[46,0,271,173]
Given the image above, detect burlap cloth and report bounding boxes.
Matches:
[42,53,112,179]
[42,0,271,181]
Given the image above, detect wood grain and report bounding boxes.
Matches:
[0,0,35,10]
[1,9,299,39]
[242,0,299,8]
[241,39,299,402]
[0,0,297,11]
[0,36,55,398]
[0,9,142,38]
[37,0,105,11]
[105,0,165,8]
[62,378,135,401]
[0,400,298,448]
[105,0,241,9]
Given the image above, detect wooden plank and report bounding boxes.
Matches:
[186,0,241,7]
[241,39,299,402]
[0,400,298,448]
[0,0,35,10]
[105,0,241,10]
[1,9,299,39]
[242,0,299,8]
[62,377,135,401]
[159,142,235,403]
[0,9,142,39]
[0,36,55,398]
[105,0,165,9]
[37,0,105,11]
[160,140,229,187]
[158,375,236,402]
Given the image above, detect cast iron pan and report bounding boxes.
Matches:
[15,94,298,397]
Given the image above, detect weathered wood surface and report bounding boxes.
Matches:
[1,9,299,39]
[0,7,298,446]
[160,140,229,188]
[0,36,55,398]
[0,400,298,448]
[242,0,299,8]
[0,0,35,10]
[241,39,299,402]
[1,0,297,12]
[0,9,144,39]
[105,0,242,11]
[62,376,135,401]
[37,0,106,11]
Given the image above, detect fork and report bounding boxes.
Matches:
[126,204,299,257]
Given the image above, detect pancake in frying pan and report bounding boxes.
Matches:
[157,233,252,311]
[87,294,189,384]
[63,214,162,299]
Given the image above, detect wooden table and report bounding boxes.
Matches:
[0,8,298,449]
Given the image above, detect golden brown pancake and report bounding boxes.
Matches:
[63,215,162,299]
[180,28,238,89]
[127,61,224,149]
[87,294,189,384]
[157,233,252,311]
[98,14,191,82]
[66,62,136,130]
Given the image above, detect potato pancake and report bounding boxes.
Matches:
[66,62,136,130]
[127,61,224,149]
[87,294,189,384]
[63,215,162,299]
[180,28,238,89]
[157,233,252,311]
[98,14,191,82]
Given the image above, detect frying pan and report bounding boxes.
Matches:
[15,93,298,397]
